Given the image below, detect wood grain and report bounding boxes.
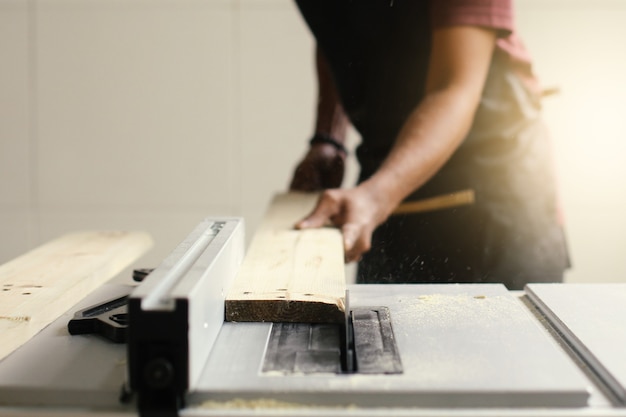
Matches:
[0,231,153,361]
[225,193,346,323]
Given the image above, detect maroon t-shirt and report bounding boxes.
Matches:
[431,0,539,94]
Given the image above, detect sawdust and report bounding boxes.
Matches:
[197,398,357,410]
[405,293,521,324]
[408,293,489,323]
[390,291,531,348]
[0,315,30,322]
[197,398,305,409]
[388,292,530,385]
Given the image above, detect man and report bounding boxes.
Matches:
[289,0,569,290]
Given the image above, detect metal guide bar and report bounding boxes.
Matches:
[128,218,244,417]
[139,221,225,311]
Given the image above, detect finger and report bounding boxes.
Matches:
[295,192,340,229]
[342,223,372,263]
[342,224,360,262]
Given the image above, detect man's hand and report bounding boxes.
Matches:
[289,143,346,191]
[295,185,392,262]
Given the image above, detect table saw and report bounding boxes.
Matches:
[0,217,625,417]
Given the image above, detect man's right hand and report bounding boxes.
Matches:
[294,184,393,263]
[289,143,346,191]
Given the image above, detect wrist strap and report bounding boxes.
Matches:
[309,133,348,155]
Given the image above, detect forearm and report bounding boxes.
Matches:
[289,47,350,192]
[313,47,350,143]
[361,26,495,217]
[361,86,479,216]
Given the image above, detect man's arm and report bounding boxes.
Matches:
[296,26,497,262]
[312,47,350,142]
[289,47,351,191]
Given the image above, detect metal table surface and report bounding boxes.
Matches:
[526,283,626,405]
[0,283,624,417]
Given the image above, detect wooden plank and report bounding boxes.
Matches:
[0,231,153,361]
[225,193,346,323]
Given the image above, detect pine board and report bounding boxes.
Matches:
[225,193,346,323]
[0,231,153,361]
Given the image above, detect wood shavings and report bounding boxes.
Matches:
[0,315,31,322]
[197,398,358,410]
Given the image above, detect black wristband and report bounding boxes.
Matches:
[309,133,348,155]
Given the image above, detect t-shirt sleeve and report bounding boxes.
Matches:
[430,0,514,37]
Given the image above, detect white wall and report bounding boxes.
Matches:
[0,0,323,270]
[1,0,624,283]
[516,0,626,282]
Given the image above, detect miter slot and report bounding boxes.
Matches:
[262,307,403,375]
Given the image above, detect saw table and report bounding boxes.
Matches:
[0,217,625,417]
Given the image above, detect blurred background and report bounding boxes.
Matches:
[1,0,625,283]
